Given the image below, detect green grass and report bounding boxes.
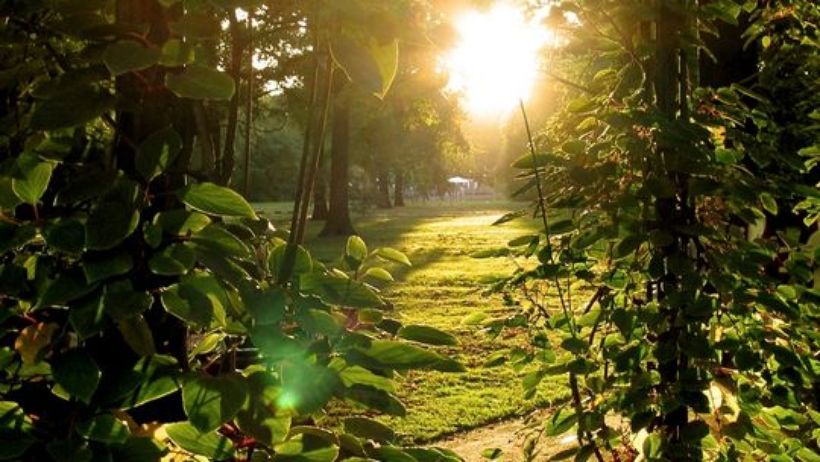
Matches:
[256,200,571,443]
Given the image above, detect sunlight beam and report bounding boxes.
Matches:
[443,3,550,117]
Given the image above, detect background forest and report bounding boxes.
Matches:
[0,0,818,461]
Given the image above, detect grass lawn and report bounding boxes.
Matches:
[255,200,572,443]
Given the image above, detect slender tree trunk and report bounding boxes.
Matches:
[394,169,405,206]
[376,165,391,208]
[242,13,253,196]
[220,12,243,185]
[321,92,356,236]
[312,151,329,220]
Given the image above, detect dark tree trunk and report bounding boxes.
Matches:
[394,169,405,206]
[376,166,391,208]
[312,152,329,220]
[110,0,187,425]
[320,94,356,236]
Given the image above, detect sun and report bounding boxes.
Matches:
[443,3,550,117]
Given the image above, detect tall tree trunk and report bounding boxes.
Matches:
[220,12,243,185]
[394,169,405,206]
[376,166,391,208]
[653,2,696,458]
[312,151,329,220]
[241,12,254,196]
[320,93,356,236]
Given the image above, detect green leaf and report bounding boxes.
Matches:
[397,325,458,346]
[346,236,368,261]
[84,251,133,284]
[178,182,256,219]
[182,373,248,432]
[702,0,742,25]
[0,400,33,433]
[165,66,235,101]
[44,220,85,253]
[103,283,153,321]
[338,365,394,393]
[241,286,286,325]
[103,40,160,75]
[165,422,235,461]
[159,39,194,67]
[363,267,393,282]
[30,84,115,130]
[190,223,250,258]
[161,274,226,328]
[331,29,398,99]
[136,127,182,181]
[374,248,411,266]
[545,409,577,436]
[343,385,406,416]
[76,414,130,444]
[481,448,503,460]
[560,337,589,354]
[118,315,156,356]
[149,243,195,276]
[154,209,211,235]
[643,432,663,460]
[343,417,395,443]
[300,272,384,309]
[52,350,101,404]
[111,437,167,462]
[12,153,53,205]
[361,340,449,370]
[86,202,140,250]
[760,192,778,215]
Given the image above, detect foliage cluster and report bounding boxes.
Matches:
[478,0,820,460]
[0,0,465,460]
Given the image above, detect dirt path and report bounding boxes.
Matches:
[435,409,579,461]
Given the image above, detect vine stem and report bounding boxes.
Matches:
[519,99,604,462]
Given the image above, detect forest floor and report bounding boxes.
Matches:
[258,200,575,460]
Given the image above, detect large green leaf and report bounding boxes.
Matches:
[159,39,195,67]
[30,84,115,130]
[182,373,248,432]
[136,127,182,181]
[165,422,235,461]
[374,247,411,266]
[83,251,133,284]
[103,40,160,75]
[85,201,140,250]
[76,414,130,444]
[343,417,395,443]
[12,153,53,205]
[153,209,211,235]
[300,272,384,308]
[241,286,286,325]
[160,273,227,328]
[44,219,85,253]
[51,350,101,404]
[178,182,257,219]
[165,66,235,101]
[397,325,458,346]
[331,29,398,99]
[149,243,195,276]
[360,340,450,370]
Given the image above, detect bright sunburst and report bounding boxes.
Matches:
[444,3,550,117]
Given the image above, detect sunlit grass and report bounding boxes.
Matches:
[256,200,573,442]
